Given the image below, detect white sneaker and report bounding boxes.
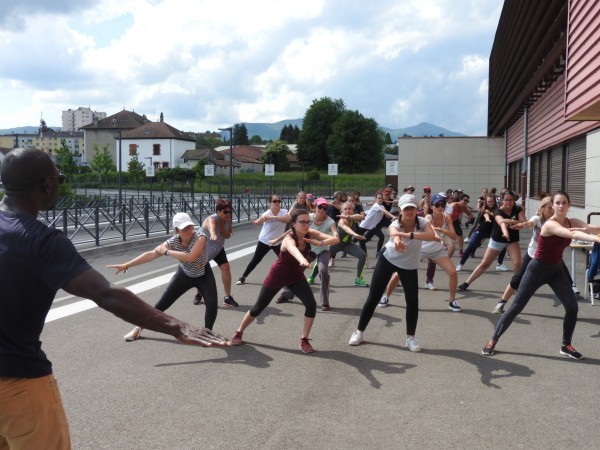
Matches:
[124,326,142,342]
[406,336,422,352]
[455,264,462,272]
[328,258,335,268]
[496,264,509,271]
[464,237,470,243]
[425,282,436,290]
[378,296,390,308]
[349,330,363,346]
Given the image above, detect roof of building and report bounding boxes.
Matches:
[81,109,149,130]
[122,121,195,141]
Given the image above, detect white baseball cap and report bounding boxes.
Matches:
[172,212,195,229]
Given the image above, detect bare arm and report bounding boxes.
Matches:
[64,268,228,346]
[106,250,162,275]
[281,235,310,268]
[303,229,340,247]
[155,234,206,263]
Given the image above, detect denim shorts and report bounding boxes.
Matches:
[487,238,510,251]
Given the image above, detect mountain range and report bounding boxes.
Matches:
[0,120,464,141]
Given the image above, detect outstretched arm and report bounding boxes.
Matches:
[106,250,162,275]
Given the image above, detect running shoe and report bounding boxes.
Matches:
[224,295,239,307]
[458,282,469,291]
[560,345,584,360]
[307,275,315,285]
[328,259,335,268]
[482,339,496,356]
[354,277,369,287]
[455,264,462,272]
[496,264,509,271]
[425,282,436,290]
[275,295,290,304]
[193,293,204,305]
[236,276,246,285]
[493,300,507,314]
[321,305,331,312]
[299,337,314,353]
[349,330,363,346]
[406,336,422,352]
[378,296,390,308]
[459,251,464,257]
[231,331,243,346]
[448,300,462,312]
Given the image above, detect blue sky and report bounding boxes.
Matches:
[0,0,502,135]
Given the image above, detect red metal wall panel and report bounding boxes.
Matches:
[527,73,598,154]
[506,115,524,163]
[565,0,600,119]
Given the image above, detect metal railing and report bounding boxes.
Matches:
[39,193,297,248]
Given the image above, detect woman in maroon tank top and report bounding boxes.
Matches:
[230,209,339,354]
[482,192,600,360]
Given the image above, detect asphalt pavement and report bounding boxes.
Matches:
[43,224,600,449]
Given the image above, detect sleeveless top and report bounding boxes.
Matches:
[263,240,312,289]
[167,230,208,277]
[534,233,571,265]
[201,213,231,260]
[421,214,447,253]
[383,217,427,269]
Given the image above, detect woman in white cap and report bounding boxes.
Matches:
[107,212,219,341]
[349,194,436,352]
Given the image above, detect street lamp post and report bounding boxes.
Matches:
[299,161,309,191]
[112,119,123,209]
[219,127,234,199]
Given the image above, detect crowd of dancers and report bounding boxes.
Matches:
[110,186,600,360]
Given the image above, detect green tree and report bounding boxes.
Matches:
[127,154,146,187]
[54,139,78,181]
[262,139,291,171]
[196,135,222,149]
[326,110,384,173]
[89,144,116,185]
[297,97,346,169]
[384,132,393,145]
[233,123,249,145]
[249,134,264,144]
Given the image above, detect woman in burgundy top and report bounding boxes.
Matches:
[230,209,339,353]
[482,192,600,360]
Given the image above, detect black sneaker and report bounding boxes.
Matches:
[482,339,496,356]
[236,277,245,285]
[560,345,584,360]
[458,282,469,291]
[224,296,239,307]
[193,293,204,305]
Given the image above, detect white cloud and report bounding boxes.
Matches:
[0,0,503,135]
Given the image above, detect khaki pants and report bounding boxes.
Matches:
[0,375,70,450]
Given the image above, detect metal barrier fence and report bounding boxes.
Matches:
[39,193,297,248]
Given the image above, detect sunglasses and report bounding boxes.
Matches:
[220,210,232,215]
[48,174,66,185]
[271,199,281,203]
[296,220,311,226]
[434,203,446,208]
[424,190,431,193]
[317,205,328,210]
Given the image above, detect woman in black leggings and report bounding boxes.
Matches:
[482,192,600,360]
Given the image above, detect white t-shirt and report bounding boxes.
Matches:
[258,209,289,244]
[383,217,428,269]
[527,215,542,258]
[359,203,386,230]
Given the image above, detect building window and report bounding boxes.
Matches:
[129,144,138,156]
[152,143,161,155]
[566,138,586,207]
[162,162,169,169]
[507,160,522,196]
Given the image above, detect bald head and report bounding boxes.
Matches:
[1,148,56,189]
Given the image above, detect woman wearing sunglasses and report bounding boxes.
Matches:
[193,199,238,307]
[237,194,290,285]
[231,209,338,353]
[107,212,221,342]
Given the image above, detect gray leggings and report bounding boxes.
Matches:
[329,242,367,278]
[492,258,578,346]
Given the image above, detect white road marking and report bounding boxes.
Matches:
[46,245,257,323]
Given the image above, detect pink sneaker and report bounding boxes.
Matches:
[299,337,314,353]
[231,331,244,346]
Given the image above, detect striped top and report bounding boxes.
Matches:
[166,230,208,277]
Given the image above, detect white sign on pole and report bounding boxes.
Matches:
[204,164,215,177]
[265,164,275,176]
[386,160,399,176]
[328,164,338,176]
[145,162,155,177]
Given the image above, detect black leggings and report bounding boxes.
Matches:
[358,226,385,255]
[509,253,573,290]
[154,266,218,329]
[249,280,317,318]
[357,256,419,335]
[492,259,578,345]
[242,241,281,279]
